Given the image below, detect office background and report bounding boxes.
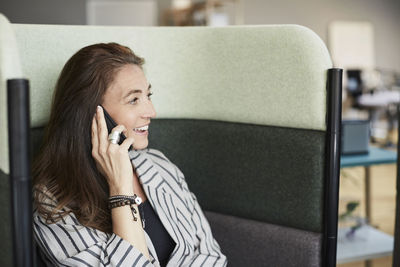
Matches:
[0,0,399,73]
[1,1,399,266]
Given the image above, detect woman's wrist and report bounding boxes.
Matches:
[109,185,134,196]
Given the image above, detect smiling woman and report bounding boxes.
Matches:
[102,64,156,150]
[32,43,227,267]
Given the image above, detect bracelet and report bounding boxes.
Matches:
[108,199,133,209]
[108,195,145,228]
[109,194,142,205]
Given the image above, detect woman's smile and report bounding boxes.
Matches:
[133,124,149,136]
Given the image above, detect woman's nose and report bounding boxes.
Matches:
[142,100,156,118]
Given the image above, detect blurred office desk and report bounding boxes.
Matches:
[337,225,394,264]
[338,147,397,265]
[341,147,397,221]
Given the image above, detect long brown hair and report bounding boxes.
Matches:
[33,43,144,233]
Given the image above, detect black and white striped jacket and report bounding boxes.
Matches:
[33,148,227,266]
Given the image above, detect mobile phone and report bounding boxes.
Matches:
[100,105,131,149]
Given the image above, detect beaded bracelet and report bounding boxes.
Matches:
[109,194,142,205]
[108,195,145,228]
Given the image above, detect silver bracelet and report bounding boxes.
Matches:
[108,194,145,228]
[109,194,142,205]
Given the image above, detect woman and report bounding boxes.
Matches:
[33,43,227,267]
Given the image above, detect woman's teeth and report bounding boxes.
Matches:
[134,125,149,132]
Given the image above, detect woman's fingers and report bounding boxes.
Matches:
[96,106,129,152]
[111,125,127,137]
[91,115,99,157]
[92,107,134,189]
[92,114,108,176]
[96,106,109,154]
[107,125,128,152]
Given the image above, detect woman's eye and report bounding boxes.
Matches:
[129,98,138,105]
[129,92,152,105]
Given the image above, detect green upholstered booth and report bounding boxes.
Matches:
[0,13,342,266]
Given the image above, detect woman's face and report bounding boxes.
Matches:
[102,64,156,150]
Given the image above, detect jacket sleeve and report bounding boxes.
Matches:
[172,163,228,267]
[33,210,157,267]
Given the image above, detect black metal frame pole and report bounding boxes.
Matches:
[393,104,400,267]
[324,68,343,267]
[7,79,33,267]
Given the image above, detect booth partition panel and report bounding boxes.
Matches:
[0,13,340,267]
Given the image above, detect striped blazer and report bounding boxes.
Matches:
[33,148,227,267]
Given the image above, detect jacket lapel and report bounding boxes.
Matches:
[129,149,184,265]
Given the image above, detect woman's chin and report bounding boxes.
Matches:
[132,140,148,151]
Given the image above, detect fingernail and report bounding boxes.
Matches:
[97,105,102,112]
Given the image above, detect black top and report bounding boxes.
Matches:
[139,200,176,266]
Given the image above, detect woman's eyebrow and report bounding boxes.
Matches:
[122,84,152,99]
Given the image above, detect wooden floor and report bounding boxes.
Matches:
[337,158,396,267]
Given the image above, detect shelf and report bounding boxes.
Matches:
[162,0,243,26]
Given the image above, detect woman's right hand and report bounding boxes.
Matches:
[91,106,135,196]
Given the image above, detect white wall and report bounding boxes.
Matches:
[243,0,400,72]
[87,0,158,26]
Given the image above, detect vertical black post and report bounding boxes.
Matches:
[393,104,400,267]
[324,68,343,267]
[7,79,33,267]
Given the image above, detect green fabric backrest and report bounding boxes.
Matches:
[0,14,331,175]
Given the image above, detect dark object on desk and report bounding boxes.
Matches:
[346,69,363,99]
[341,120,369,155]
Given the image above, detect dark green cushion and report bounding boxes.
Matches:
[0,170,13,266]
[148,119,326,233]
